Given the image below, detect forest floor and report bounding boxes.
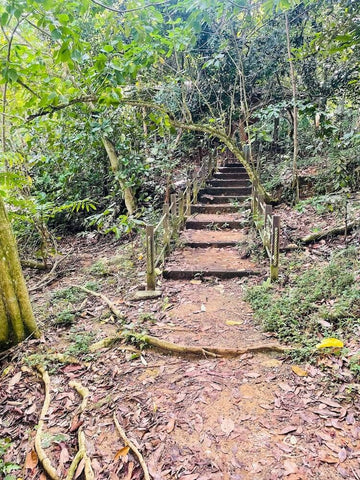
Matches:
[1,199,360,480]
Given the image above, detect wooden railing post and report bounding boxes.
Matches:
[270,215,280,281]
[264,205,272,249]
[163,203,170,253]
[185,180,191,216]
[178,192,185,226]
[146,225,156,290]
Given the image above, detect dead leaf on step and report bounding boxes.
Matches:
[226,320,243,326]
[190,279,202,285]
[114,446,130,460]
[291,365,308,377]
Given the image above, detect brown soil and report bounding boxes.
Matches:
[181,229,245,244]
[164,247,258,272]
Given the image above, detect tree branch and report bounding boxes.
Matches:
[90,0,171,14]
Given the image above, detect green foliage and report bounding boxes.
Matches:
[54,310,75,327]
[0,438,20,480]
[246,248,359,345]
[66,331,95,355]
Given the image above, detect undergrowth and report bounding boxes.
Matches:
[246,247,359,348]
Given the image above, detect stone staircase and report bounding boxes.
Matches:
[163,163,261,280]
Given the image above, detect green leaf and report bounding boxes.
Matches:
[0,12,9,26]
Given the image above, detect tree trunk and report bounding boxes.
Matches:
[0,197,40,350]
[285,12,299,204]
[102,137,137,215]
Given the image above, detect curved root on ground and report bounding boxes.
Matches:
[35,365,61,480]
[66,381,94,480]
[113,413,151,480]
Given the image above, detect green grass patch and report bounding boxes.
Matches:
[246,248,359,346]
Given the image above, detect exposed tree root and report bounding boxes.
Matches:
[35,365,61,480]
[91,331,291,357]
[27,352,81,365]
[141,334,291,356]
[113,412,151,480]
[300,219,359,244]
[72,285,125,320]
[66,381,94,480]
[90,335,140,353]
[21,259,50,270]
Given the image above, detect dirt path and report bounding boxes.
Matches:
[1,164,359,479]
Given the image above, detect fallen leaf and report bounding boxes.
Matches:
[291,365,308,377]
[69,415,84,432]
[318,451,338,464]
[200,304,206,312]
[338,448,348,463]
[221,417,235,435]
[319,397,341,409]
[284,459,298,475]
[278,426,298,435]
[316,338,344,349]
[74,458,85,478]
[8,371,22,388]
[114,446,130,460]
[166,418,176,433]
[190,280,202,285]
[25,450,38,470]
[226,320,243,326]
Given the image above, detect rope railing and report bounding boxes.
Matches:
[251,179,280,281]
[145,153,217,290]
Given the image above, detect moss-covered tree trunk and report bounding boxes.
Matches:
[0,197,40,350]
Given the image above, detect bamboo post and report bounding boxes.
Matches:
[178,192,185,226]
[264,204,272,249]
[146,225,156,290]
[163,203,170,253]
[270,215,280,281]
[185,180,191,216]
[193,182,198,203]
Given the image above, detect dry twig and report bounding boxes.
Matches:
[72,285,125,320]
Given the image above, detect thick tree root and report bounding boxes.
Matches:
[300,219,359,244]
[141,334,291,356]
[66,381,94,480]
[90,335,140,353]
[91,331,291,357]
[113,412,151,480]
[35,365,61,480]
[72,285,125,320]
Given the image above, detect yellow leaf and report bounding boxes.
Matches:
[190,279,202,285]
[226,320,243,326]
[138,254,143,260]
[154,267,162,275]
[291,365,308,377]
[316,338,344,349]
[114,446,130,461]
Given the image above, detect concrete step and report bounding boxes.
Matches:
[191,204,239,214]
[213,172,249,180]
[209,179,250,188]
[163,247,260,279]
[202,186,252,196]
[199,194,248,204]
[186,219,244,229]
[181,229,245,248]
[218,166,247,173]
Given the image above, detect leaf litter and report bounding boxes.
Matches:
[0,235,359,479]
